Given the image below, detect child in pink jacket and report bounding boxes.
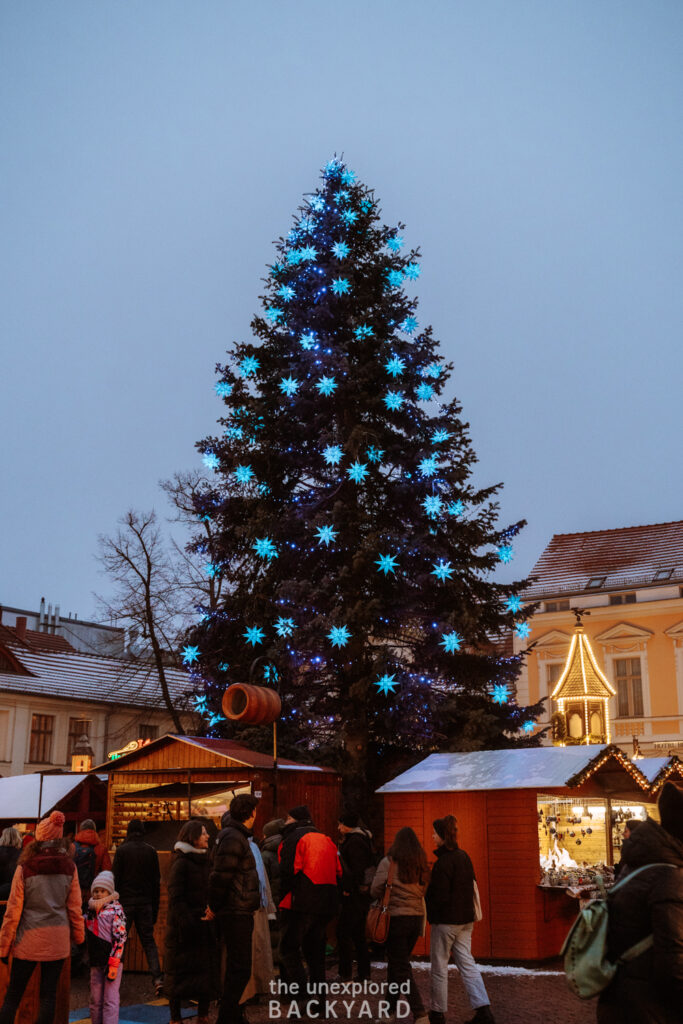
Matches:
[84,870,127,1024]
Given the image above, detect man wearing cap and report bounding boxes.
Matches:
[597,780,683,1023]
[113,818,162,994]
[337,811,375,982]
[278,805,341,1000]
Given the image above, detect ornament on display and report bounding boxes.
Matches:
[506,596,523,613]
[234,465,254,485]
[203,453,220,470]
[331,277,351,296]
[515,622,531,639]
[431,559,454,582]
[316,375,337,396]
[181,645,200,666]
[328,625,351,648]
[375,673,398,695]
[215,381,232,397]
[492,684,509,704]
[401,316,418,333]
[498,545,514,564]
[253,537,278,560]
[332,241,350,259]
[243,626,265,646]
[404,262,421,280]
[315,525,337,546]
[386,356,406,377]
[423,495,443,518]
[375,553,398,575]
[347,461,369,483]
[439,631,462,653]
[279,376,300,397]
[322,445,343,466]
[274,616,295,637]
[384,390,404,411]
[239,356,259,377]
[354,324,374,340]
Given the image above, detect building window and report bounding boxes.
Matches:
[544,600,570,612]
[546,663,564,691]
[609,592,636,605]
[615,658,644,718]
[586,577,606,590]
[29,714,54,764]
[139,724,158,742]
[653,568,673,581]
[68,718,92,758]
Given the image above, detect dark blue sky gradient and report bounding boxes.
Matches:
[2,1,682,617]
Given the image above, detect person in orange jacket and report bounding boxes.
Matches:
[0,810,84,1024]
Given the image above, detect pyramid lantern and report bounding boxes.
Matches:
[550,610,616,746]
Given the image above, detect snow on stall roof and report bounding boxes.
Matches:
[376,746,610,793]
[636,758,671,782]
[0,774,106,820]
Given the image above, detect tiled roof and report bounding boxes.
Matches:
[525,520,683,598]
[0,640,193,710]
[0,624,75,653]
[550,627,616,701]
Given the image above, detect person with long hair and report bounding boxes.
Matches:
[370,827,429,1024]
[425,815,495,1024]
[0,829,22,926]
[0,811,84,1024]
[164,820,218,1024]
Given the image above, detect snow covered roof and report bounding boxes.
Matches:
[95,733,336,773]
[376,746,612,793]
[0,639,193,710]
[0,773,107,820]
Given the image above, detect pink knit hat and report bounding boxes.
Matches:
[36,811,65,841]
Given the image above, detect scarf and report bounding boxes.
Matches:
[174,841,207,855]
[89,890,119,913]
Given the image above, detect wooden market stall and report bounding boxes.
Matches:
[377,744,683,962]
[94,733,342,972]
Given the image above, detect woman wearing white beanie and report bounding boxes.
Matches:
[84,870,127,1024]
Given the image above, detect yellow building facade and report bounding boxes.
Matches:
[515,521,683,756]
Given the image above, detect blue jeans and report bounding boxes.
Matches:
[429,922,489,1012]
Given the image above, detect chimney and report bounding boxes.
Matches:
[15,617,27,642]
[39,597,46,630]
[54,605,60,633]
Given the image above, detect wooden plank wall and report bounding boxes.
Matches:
[122,851,171,972]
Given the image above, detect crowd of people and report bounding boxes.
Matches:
[0,781,681,1024]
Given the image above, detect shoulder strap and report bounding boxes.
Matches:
[613,863,678,964]
[610,861,674,895]
[379,859,395,909]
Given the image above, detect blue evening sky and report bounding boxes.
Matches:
[2,1,682,617]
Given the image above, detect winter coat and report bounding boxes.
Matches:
[0,846,20,901]
[84,897,126,969]
[278,821,341,918]
[208,817,260,917]
[113,834,161,917]
[260,832,283,907]
[165,843,219,1001]
[425,844,476,925]
[597,817,683,1024]
[73,829,112,878]
[371,856,427,917]
[339,829,375,895]
[0,846,85,960]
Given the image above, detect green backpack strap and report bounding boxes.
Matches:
[613,862,678,965]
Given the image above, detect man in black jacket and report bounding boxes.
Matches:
[597,781,683,1024]
[337,812,374,982]
[209,794,260,1024]
[113,818,162,993]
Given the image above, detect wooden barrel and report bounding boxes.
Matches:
[222,683,281,724]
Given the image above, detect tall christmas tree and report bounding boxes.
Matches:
[183,159,543,801]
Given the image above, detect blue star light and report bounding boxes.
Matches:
[341,169,357,184]
[332,241,350,259]
[492,684,509,704]
[277,285,295,302]
[347,461,369,483]
[298,215,315,233]
[423,495,443,518]
[447,500,464,517]
[418,455,438,478]
[274,616,295,637]
[404,262,421,280]
[401,316,418,333]
[203,453,220,470]
[439,631,462,653]
[266,306,284,324]
[424,361,441,378]
[387,235,404,252]
[387,269,404,288]
[215,381,232,397]
[384,390,404,411]
[316,375,337,396]
[417,383,434,402]
[300,245,318,261]
[431,559,454,581]
[506,596,523,613]
[515,622,531,639]
[332,277,351,296]
[244,626,265,647]
[328,625,351,648]
[376,553,398,575]
[279,376,300,397]
[253,537,278,561]
[366,446,384,463]
[322,445,343,466]
[341,209,358,225]
[309,195,325,212]
[498,545,514,564]
[181,645,200,665]
[191,694,208,712]
[386,356,405,377]
[300,331,316,350]
[334,189,350,203]
[375,673,398,695]
[234,464,254,485]
[287,249,303,265]
[239,355,259,377]
[324,158,342,176]
[354,324,374,340]
[207,712,226,728]
[432,429,450,444]
[315,524,337,546]
[204,562,219,578]
[522,720,535,734]
[225,425,243,440]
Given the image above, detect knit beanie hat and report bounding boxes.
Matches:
[339,811,360,828]
[36,811,65,841]
[288,805,311,822]
[659,782,683,843]
[263,818,286,838]
[91,870,116,895]
[127,818,144,836]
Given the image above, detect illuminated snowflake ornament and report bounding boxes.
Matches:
[366,446,384,463]
[498,545,514,564]
[522,720,535,734]
[239,355,259,377]
[401,316,418,333]
[191,694,208,712]
[387,235,404,252]
[515,622,531,639]
[316,376,337,396]
[203,453,220,470]
[422,495,443,518]
[447,501,464,517]
[386,356,405,377]
[332,277,351,296]
[418,455,438,478]
[387,269,404,288]
[300,245,318,261]
[207,712,226,728]
[332,241,349,259]
[244,626,265,646]
[439,631,462,653]
[432,429,450,444]
[417,383,434,402]
[279,376,300,397]
[341,169,357,185]
[328,625,351,648]
[234,464,254,485]
[253,537,278,561]
[354,324,373,340]
[309,195,325,212]
[322,445,343,466]
[424,361,441,379]
[404,262,421,280]
[266,306,284,324]
[347,461,369,483]
[277,285,295,302]
[315,524,337,546]
[341,209,358,225]
[204,562,219,578]
[181,645,200,665]
[215,381,232,398]
[274,617,295,638]
[492,684,509,704]
[287,249,303,266]
[300,332,316,350]
[375,673,398,695]
[384,390,404,411]
[431,559,454,581]
[375,553,398,575]
[506,596,523,613]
